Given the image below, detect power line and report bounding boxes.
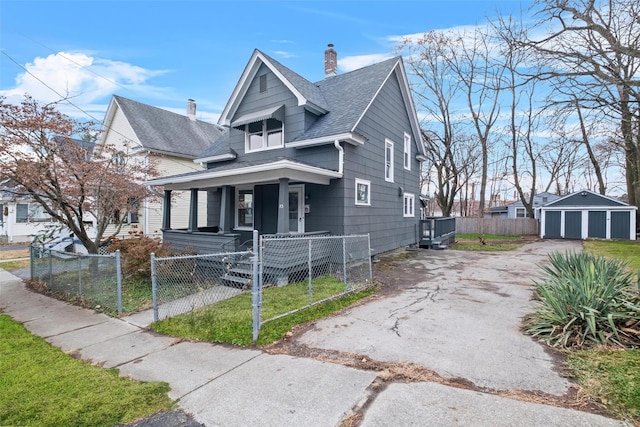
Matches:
[1,50,206,174]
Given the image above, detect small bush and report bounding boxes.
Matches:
[524,251,640,349]
[106,232,172,279]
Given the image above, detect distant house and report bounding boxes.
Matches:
[505,192,561,219]
[0,136,96,243]
[539,190,637,240]
[0,180,56,243]
[147,45,426,255]
[99,96,225,237]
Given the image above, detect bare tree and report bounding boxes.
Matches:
[399,32,483,216]
[0,95,157,253]
[524,0,640,207]
[444,27,505,217]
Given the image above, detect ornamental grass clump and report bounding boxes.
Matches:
[524,251,640,349]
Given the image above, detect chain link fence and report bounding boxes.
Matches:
[30,244,123,314]
[259,234,372,325]
[150,250,253,322]
[149,233,373,342]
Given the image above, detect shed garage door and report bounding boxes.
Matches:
[564,211,582,239]
[611,211,631,239]
[588,211,606,239]
[544,211,561,238]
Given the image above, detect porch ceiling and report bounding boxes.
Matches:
[147,158,342,190]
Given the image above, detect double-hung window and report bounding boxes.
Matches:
[385,139,394,182]
[403,132,411,171]
[403,193,415,217]
[246,118,283,152]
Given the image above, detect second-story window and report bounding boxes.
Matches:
[246,118,283,152]
[385,139,394,183]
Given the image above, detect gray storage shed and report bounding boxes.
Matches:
[539,190,637,240]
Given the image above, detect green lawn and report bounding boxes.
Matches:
[585,240,640,273]
[451,233,526,251]
[0,314,174,427]
[568,240,640,424]
[153,276,377,346]
[568,350,640,422]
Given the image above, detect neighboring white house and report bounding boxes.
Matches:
[99,96,226,237]
[0,187,57,243]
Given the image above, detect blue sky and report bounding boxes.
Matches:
[1,0,534,125]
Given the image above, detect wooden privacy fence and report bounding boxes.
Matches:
[455,217,538,236]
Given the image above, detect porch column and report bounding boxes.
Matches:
[188,189,198,232]
[161,190,172,230]
[277,178,289,234]
[219,185,233,234]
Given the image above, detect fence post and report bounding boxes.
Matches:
[115,250,123,315]
[150,252,158,323]
[342,236,347,285]
[29,244,34,280]
[48,250,53,287]
[251,230,260,343]
[78,256,83,297]
[308,239,312,305]
[367,234,373,280]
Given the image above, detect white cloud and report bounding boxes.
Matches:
[273,51,298,59]
[0,52,169,119]
[339,53,394,73]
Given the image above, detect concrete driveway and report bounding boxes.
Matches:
[267,239,613,424]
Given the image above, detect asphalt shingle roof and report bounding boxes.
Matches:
[113,95,226,158]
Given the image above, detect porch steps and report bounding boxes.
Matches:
[221,262,253,289]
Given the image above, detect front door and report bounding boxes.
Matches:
[288,185,304,233]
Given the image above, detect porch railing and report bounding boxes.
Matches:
[419,217,456,249]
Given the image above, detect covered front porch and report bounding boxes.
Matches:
[149,159,343,253]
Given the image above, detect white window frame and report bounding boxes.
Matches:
[403,132,411,171]
[355,178,371,206]
[385,139,394,182]
[245,119,283,153]
[515,207,530,218]
[403,193,415,217]
[235,186,254,229]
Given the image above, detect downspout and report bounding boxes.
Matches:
[334,140,344,175]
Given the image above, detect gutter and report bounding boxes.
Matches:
[334,140,344,175]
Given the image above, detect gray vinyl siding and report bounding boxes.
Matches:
[230,64,310,160]
[207,189,221,227]
[303,183,345,235]
[551,192,625,207]
[341,72,421,254]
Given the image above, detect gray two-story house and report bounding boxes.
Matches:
[148,45,426,255]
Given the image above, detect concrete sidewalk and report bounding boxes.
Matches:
[0,264,631,426]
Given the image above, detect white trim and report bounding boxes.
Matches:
[385,139,394,183]
[219,51,327,126]
[146,159,343,188]
[403,193,415,217]
[286,132,366,148]
[193,153,236,164]
[289,184,305,233]
[355,178,371,206]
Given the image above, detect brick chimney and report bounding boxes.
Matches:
[187,99,196,121]
[324,44,337,78]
